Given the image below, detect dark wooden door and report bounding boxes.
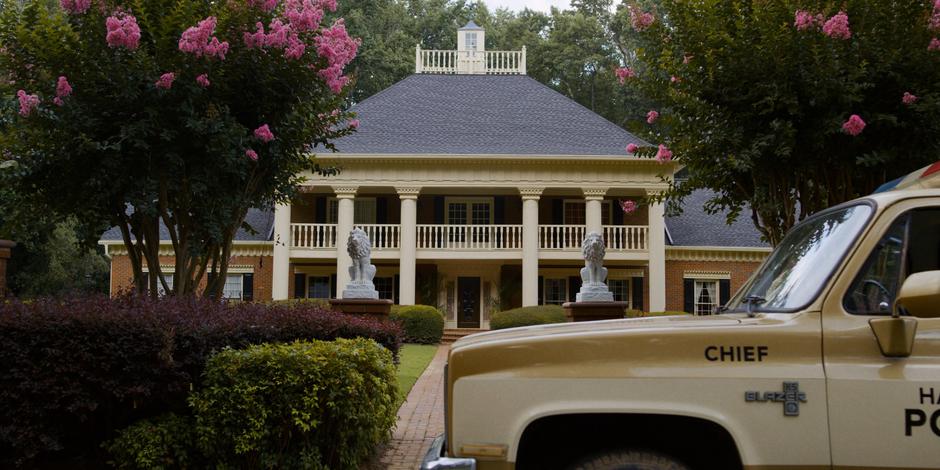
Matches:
[457,277,481,328]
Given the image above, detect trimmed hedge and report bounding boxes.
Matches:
[390,305,445,344]
[490,305,568,329]
[0,295,402,467]
[190,339,397,469]
[268,298,333,310]
[626,310,691,318]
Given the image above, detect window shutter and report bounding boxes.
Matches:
[567,276,581,303]
[683,279,695,314]
[376,197,388,224]
[242,273,254,301]
[394,274,400,305]
[551,199,564,225]
[631,277,643,311]
[719,279,731,307]
[494,196,505,224]
[330,273,337,298]
[315,197,327,223]
[537,276,544,305]
[294,273,306,299]
[433,196,445,224]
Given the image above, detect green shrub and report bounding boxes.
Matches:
[104,414,198,470]
[190,338,397,470]
[490,305,568,330]
[626,310,692,318]
[390,305,445,344]
[267,298,333,310]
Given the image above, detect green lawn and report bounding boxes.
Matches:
[396,343,438,407]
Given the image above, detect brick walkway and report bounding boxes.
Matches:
[373,344,449,470]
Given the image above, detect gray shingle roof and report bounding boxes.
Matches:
[665,189,768,248]
[100,208,274,242]
[334,74,648,156]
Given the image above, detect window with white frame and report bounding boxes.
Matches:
[307,276,331,299]
[563,200,613,225]
[694,280,719,315]
[374,276,394,301]
[465,32,477,50]
[223,274,244,300]
[153,274,173,297]
[543,278,567,305]
[609,279,630,304]
[326,198,377,224]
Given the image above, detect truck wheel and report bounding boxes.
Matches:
[569,449,690,470]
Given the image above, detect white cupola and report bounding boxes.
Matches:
[415,22,525,75]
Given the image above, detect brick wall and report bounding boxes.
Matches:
[664,260,763,312]
[110,254,273,300]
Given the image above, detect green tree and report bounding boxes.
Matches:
[8,219,109,297]
[1,0,358,297]
[621,0,940,244]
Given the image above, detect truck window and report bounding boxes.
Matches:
[726,203,872,313]
[844,207,940,315]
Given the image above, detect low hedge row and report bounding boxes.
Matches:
[390,305,445,343]
[0,295,402,467]
[490,305,568,329]
[107,339,397,470]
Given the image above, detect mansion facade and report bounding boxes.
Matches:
[101,23,770,329]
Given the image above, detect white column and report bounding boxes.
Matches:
[647,190,666,312]
[584,188,607,235]
[520,187,543,307]
[334,187,357,298]
[272,202,292,300]
[397,187,420,305]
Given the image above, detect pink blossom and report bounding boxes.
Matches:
[284,34,306,60]
[60,0,91,14]
[16,90,39,116]
[902,92,917,105]
[793,10,824,31]
[56,76,72,99]
[315,20,359,92]
[930,38,940,51]
[655,144,672,163]
[931,0,940,30]
[106,13,141,50]
[628,6,654,32]
[243,22,267,49]
[179,17,229,60]
[842,114,866,136]
[319,64,349,93]
[822,11,851,40]
[246,149,259,161]
[284,0,326,32]
[53,97,64,106]
[670,75,680,83]
[155,72,175,89]
[254,124,275,142]
[646,110,659,124]
[248,0,279,11]
[348,119,360,129]
[682,54,693,64]
[619,200,637,214]
[196,74,210,87]
[626,143,639,154]
[615,67,635,84]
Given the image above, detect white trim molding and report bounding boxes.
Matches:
[102,241,274,257]
[666,246,771,263]
[682,270,731,280]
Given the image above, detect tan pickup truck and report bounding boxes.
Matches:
[422,162,940,470]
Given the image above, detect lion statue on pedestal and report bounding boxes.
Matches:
[580,231,608,287]
[346,227,376,284]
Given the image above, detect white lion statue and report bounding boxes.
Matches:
[577,231,613,302]
[343,228,378,298]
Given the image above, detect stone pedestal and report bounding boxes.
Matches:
[329,298,393,318]
[0,240,14,298]
[563,301,629,322]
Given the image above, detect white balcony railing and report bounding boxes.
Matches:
[291,223,337,249]
[357,224,400,250]
[603,225,649,251]
[417,224,523,250]
[416,47,526,75]
[539,225,586,250]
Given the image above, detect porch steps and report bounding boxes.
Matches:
[442,328,488,344]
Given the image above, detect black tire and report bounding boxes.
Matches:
[569,449,690,470]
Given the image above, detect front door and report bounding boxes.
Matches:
[457,277,481,328]
[824,199,940,468]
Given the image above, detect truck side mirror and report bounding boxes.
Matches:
[868,271,940,358]
[894,270,940,319]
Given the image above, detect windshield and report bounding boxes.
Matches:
[726,203,873,313]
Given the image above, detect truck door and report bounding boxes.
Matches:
[823,198,940,468]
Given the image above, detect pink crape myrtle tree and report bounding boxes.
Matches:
[0,0,360,297]
[614,1,940,245]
